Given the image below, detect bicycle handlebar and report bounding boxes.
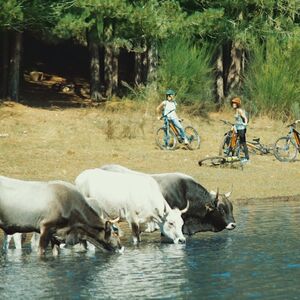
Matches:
[287,120,300,127]
[160,109,176,120]
[220,119,234,126]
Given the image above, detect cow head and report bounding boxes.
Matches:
[101,220,124,253]
[155,202,189,244]
[64,217,124,253]
[206,190,236,232]
[182,191,236,235]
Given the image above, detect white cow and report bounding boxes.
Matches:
[75,169,188,244]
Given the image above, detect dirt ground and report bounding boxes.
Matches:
[0,99,299,203]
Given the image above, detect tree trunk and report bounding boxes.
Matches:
[88,28,102,102]
[215,46,225,107]
[134,51,142,85]
[8,31,22,102]
[1,30,9,99]
[111,47,119,96]
[134,41,147,85]
[226,41,244,94]
[104,45,119,98]
[147,41,158,83]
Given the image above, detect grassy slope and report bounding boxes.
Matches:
[0,101,299,202]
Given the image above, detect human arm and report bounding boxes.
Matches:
[156,102,164,120]
[238,108,248,125]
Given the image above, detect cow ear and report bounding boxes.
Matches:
[210,190,217,197]
[105,221,112,234]
[152,208,163,223]
[205,204,214,212]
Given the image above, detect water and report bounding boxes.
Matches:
[1,199,300,300]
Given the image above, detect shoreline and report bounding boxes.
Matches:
[234,194,300,203]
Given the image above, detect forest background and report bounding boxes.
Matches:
[0,0,299,119]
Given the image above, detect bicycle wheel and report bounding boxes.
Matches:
[219,134,231,156]
[185,126,201,150]
[273,137,298,162]
[198,156,226,167]
[155,127,177,150]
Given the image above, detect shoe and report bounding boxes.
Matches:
[184,138,189,145]
[241,158,250,163]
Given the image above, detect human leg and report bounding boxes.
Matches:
[171,118,188,143]
[237,129,249,160]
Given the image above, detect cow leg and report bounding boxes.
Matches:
[2,233,9,250]
[13,233,22,249]
[30,232,40,250]
[131,223,141,245]
[50,236,61,256]
[39,225,52,255]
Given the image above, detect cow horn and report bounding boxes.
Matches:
[180,200,189,214]
[213,188,219,207]
[225,191,232,198]
[109,216,120,224]
[225,184,233,198]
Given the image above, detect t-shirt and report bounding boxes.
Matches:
[163,100,178,120]
[235,109,247,130]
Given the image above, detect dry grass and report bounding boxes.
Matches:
[0,100,299,202]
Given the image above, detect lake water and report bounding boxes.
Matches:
[0,199,299,300]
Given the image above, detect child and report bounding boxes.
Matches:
[156,89,189,145]
[231,97,249,162]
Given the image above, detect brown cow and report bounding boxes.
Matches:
[0,176,123,255]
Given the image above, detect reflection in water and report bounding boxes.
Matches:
[0,199,300,299]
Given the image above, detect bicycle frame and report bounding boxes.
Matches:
[164,118,181,141]
[289,126,300,150]
[220,120,240,156]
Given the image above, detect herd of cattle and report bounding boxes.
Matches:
[0,164,236,255]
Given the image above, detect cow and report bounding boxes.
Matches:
[75,169,188,244]
[0,176,123,255]
[100,164,236,235]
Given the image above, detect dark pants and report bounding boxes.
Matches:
[237,129,249,159]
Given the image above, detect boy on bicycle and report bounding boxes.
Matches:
[231,97,249,162]
[156,89,189,145]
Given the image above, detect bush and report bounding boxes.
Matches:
[243,38,300,120]
[156,37,214,106]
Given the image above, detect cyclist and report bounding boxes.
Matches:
[231,97,249,162]
[156,89,189,145]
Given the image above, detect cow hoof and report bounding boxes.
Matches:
[116,246,125,254]
[52,245,59,256]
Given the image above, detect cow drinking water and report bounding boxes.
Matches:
[100,164,236,235]
[75,169,187,244]
[0,176,123,255]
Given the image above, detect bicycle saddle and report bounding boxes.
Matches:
[252,137,260,143]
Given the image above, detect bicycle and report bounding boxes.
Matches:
[273,120,300,162]
[198,155,243,169]
[155,111,201,150]
[218,120,243,157]
[219,119,273,156]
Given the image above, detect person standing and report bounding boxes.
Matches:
[231,97,249,162]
